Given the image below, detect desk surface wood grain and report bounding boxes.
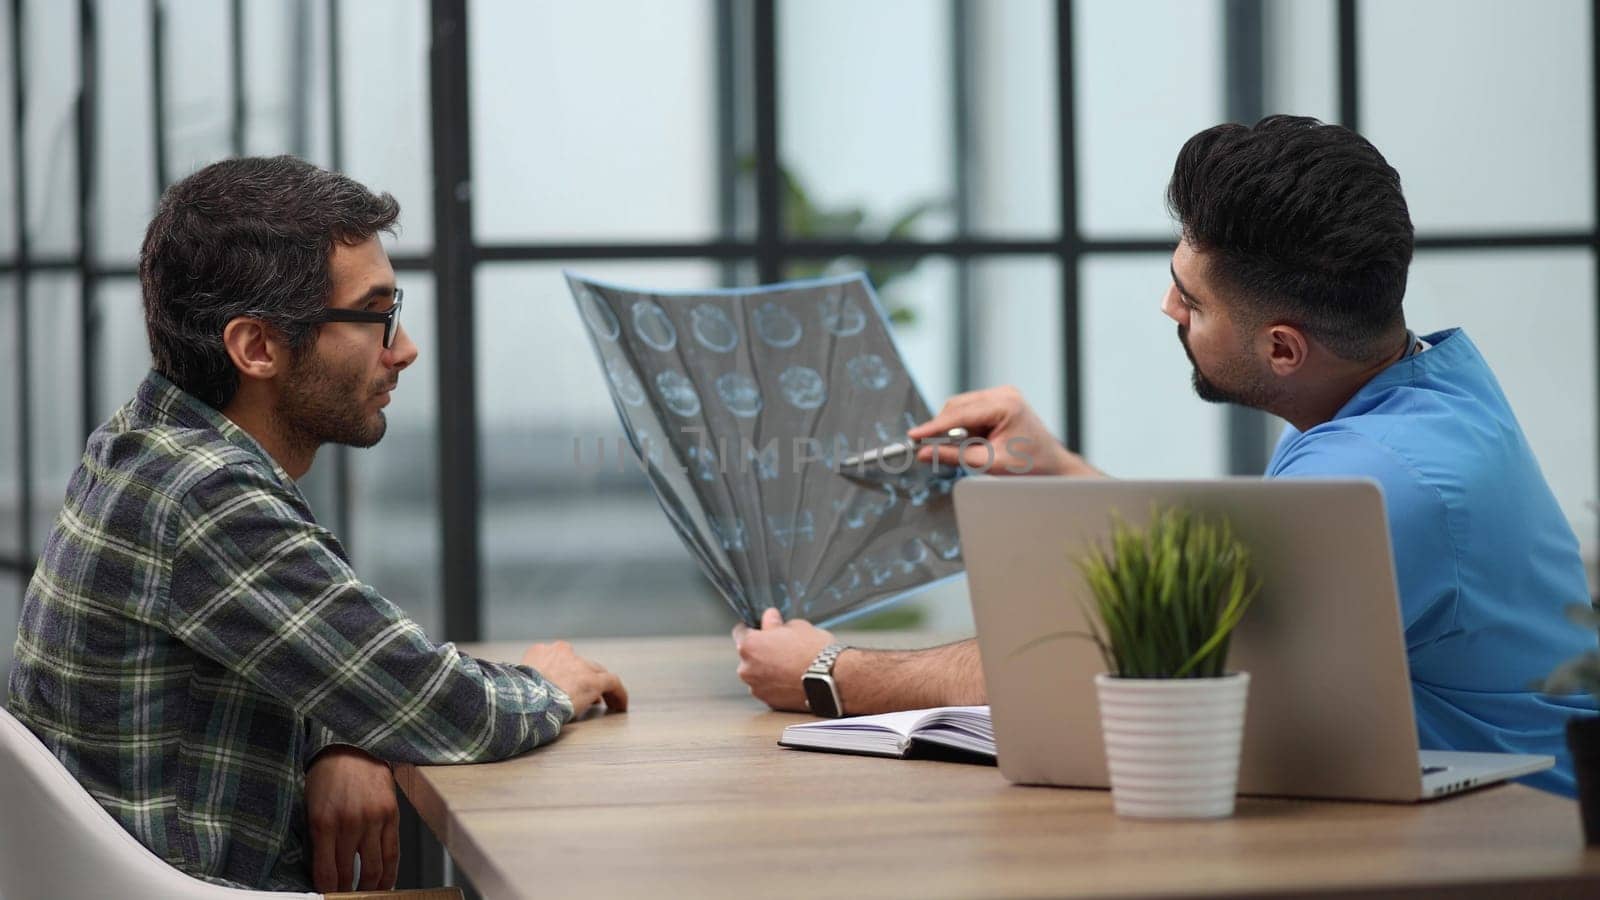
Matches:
[395,635,1600,899]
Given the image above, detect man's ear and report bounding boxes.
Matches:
[1264,323,1310,377]
[221,317,293,382]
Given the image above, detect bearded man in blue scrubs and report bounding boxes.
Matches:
[731,115,1598,797]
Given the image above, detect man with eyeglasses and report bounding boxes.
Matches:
[6,156,628,892]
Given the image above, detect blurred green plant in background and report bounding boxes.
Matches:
[743,157,947,327]
[1539,603,1600,702]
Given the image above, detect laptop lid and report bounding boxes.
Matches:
[954,477,1430,802]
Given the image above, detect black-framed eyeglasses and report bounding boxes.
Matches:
[311,288,404,348]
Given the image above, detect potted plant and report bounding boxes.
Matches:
[1537,603,1600,844]
[1079,505,1259,818]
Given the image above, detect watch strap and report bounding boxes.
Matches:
[806,643,848,676]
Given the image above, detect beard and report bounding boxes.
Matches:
[1177,323,1275,409]
[276,347,391,452]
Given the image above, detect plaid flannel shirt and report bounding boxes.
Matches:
[7,370,575,890]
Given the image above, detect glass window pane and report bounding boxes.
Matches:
[477,261,734,639]
[1,572,20,704]
[884,259,959,411]
[480,261,726,432]
[338,0,431,253]
[1082,253,1227,477]
[299,0,337,170]
[350,276,442,636]
[971,256,1065,438]
[968,0,1060,237]
[1077,0,1223,238]
[273,454,341,619]
[94,279,151,424]
[1264,0,1337,123]
[469,0,718,244]
[779,0,957,241]
[27,275,82,554]
[1402,249,1596,550]
[241,0,322,159]
[293,447,340,540]
[197,0,340,173]
[94,0,158,265]
[0,7,16,259]
[0,278,17,556]
[23,0,80,256]
[1361,0,1594,232]
[162,0,233,180]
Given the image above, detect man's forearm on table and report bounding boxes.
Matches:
[831,638,986,715]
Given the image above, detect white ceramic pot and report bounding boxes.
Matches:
[1093,672,1251,819]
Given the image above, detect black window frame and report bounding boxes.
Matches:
[3,0,1598,650]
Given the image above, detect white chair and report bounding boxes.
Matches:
[0,705,460,900]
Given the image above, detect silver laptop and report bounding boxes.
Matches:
[953,477,1553,801]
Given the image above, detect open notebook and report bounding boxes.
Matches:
[779,706,994,760]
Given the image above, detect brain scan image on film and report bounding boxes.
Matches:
[715,372,764,418]
[578,285,621,341]
[819,289,868,337]
[566,271,965,627]
[778,366,827,410]
[606,356,647,407]
[655,370,701,417]
[846,353,894,391]
[754,301,803,348]
[632,300,679,352]
[691,304,740,353]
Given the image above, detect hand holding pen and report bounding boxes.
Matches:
[837,428,969,473]
[903,385,1104,478]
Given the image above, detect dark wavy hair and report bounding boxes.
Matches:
[139,155,400,409]
[1167,115,1414,362]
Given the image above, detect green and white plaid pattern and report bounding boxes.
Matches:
[7,370,574,890]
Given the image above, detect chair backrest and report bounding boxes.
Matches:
[0,704,318,899]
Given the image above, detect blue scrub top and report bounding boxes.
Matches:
[1267,328,1597,797]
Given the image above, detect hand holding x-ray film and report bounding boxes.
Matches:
[566,272,966,627]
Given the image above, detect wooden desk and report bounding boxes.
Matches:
[395,635,1600,899]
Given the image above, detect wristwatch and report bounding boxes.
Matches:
[802,643,850,717]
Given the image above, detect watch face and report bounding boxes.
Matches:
[802,674,841,717]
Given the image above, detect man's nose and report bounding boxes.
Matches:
[1160,285,1186,324]
[387,324,419,370]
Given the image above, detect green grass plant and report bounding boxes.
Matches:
[1079,505,1259,679]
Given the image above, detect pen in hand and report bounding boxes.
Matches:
[837,428,969,471]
